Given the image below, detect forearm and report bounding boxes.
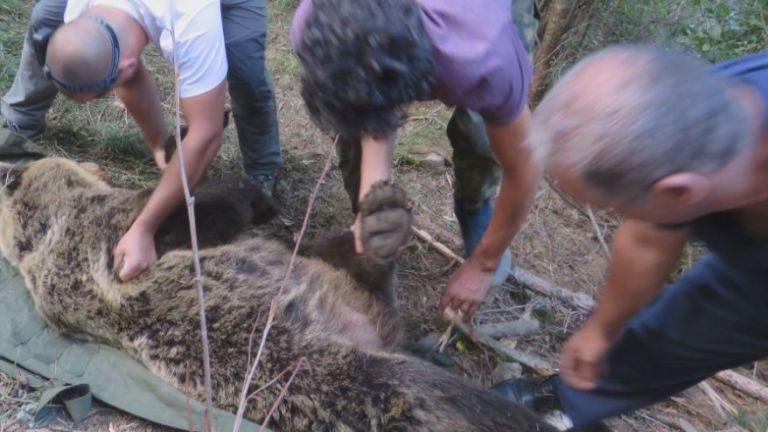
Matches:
[589,220,690,337]
[358,133,396,204]
[133,131,222,232]
[117,63,168,150]
[472,109,541,270]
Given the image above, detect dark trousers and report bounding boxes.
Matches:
[556,253,768,427]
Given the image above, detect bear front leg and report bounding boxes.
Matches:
[311,181,412,304]
[357,181,413,266]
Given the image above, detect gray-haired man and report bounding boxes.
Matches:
[494,46,768,428]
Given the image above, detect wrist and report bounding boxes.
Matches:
[585,313,624,341]
[468,244,503,273]
[131,215,160,235]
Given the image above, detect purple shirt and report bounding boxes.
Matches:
[291,0,533,126]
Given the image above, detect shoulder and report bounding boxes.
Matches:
[167,0,228,98]
[710,52,768,78]
[63,0,91,22]
[420,0,532,123]
[290,0,315,53]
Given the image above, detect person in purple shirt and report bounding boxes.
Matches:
[291,0,539,322]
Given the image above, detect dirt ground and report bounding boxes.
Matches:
[1,0,768,431]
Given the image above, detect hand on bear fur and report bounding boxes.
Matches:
[357,181,412,265]
[114,224,158,282]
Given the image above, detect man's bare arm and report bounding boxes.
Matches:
[114,81,226,281]
[352,133,396,252]
[475,108,540,272]
[437,107,540,319]
[116,62,169,167]
[589,220,691,336]
[561,220,691,389]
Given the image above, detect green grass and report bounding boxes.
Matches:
[734,407,768,432]
[0,0,29,89]
[587,0,768,62]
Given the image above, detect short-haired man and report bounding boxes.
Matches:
[0,0,281,282]
[291,0,540,321]
[494,46,768,429]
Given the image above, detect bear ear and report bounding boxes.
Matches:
[0,162,27,194]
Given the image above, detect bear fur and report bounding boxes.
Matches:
[0,158,555,432]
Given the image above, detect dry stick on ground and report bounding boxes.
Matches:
[544,177,590,220]
[171,30,214,432]
[714,370,768,405]
[697,380,737,421]
[442,308,554,375]
[586,205,610,258]
[476,319,541,338]
[414,220,768,407]
[411,226,595,312]
[232,139,337,432]
[676,418,700,432]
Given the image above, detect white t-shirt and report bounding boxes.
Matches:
[64,0,228,98]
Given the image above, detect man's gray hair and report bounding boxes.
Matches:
[532,45,757,202]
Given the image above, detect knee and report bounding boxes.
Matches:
[29,0,65,31]
[28,0,65,65]
[226,40,271,90]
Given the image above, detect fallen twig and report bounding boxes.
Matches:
[697,380,736,420]
[232,138,337,431]
[509,266,595,312]
[586,205,610,257]
[714,370,768,405]
[171,29,214,431]
[676,418,699,432]
[411,226,595,312]
[434,323,454,353]
[637,411,683,431]
[476,319,540,338]
[443,309,554,375]
[258,358,309,432]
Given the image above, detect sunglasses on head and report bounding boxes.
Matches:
[43,15,121,94]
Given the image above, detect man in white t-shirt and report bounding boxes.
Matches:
[1,0,282,281]
[3,1,281,192]
[24,0,272,282]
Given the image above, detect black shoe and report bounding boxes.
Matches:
[251,173,277,198]
[491,375,560,413]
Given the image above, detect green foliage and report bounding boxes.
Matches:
[734,407,768,432]
[674,0,768,61]
[270,0,299,15]
[0,0,29,89]
[588,0,768,62]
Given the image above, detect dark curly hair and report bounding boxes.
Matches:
[297,0,435,138]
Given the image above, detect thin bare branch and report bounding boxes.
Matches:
[714,370,768,404]
[442,308,554,375]
[171,29,214,430]
[232,138,337,431]
[697,380,736,421]
[586,205,610,257]
[411,225,595,311]
[258,358,309,432]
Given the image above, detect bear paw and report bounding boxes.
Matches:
[358,181,413,265]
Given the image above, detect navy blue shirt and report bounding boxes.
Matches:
[687,53,768,269]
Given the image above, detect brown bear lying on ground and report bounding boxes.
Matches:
[0,158,555,431]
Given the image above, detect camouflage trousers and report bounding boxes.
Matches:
[337,0,538,212]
